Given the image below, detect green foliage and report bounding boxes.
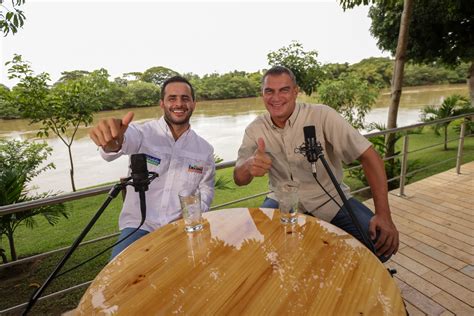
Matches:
[125,81,161,107]
[141,66,180,86]
[56,70,91,83]
[368,0,474,65]
[0,0,26,36]
[267,41,323,96]
[321,62,350,81]
[348,57,393,88]
[192,71,261,100]
[6,55,109,191]
[317,75,379,129]
[421,94,472,150]
[0,84,21,119]
[347,122,421,191]
[213,154,232,190]
[0,139,68,261]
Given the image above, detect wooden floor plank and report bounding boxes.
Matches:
[388,194,474,228]
[391,213,474,255]
[368,162,474,314]
[393,278,445,316]
[421,271,473,305]
[442,268,474,292]
[409,232,474,265]
[399,247,450,273]
[388,262,441,297]
[431,291,474,315]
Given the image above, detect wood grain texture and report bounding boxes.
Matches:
[75,208,405,315]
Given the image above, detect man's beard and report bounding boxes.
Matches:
[163,108,193,126]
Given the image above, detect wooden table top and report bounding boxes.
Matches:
[75,208,405,315]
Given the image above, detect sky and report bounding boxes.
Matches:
[0,0,391,86]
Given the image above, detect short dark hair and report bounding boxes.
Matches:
[262,66,297,86]
[161,76,195,101]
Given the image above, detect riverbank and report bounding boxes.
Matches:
[1,125,473,313]
[1,83,469,195]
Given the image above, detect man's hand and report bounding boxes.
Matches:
[248,138,272,177]
[89,112,134,152]
[369,214,399,257]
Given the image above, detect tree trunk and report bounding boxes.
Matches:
[385,0,414,159]
[7,232,17,261]
[67,145,76,192]
[0,248,8,263]
[468,60,474,107]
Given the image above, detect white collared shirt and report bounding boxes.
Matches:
[100,117,215,232]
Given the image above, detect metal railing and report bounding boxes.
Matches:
[1,112,473,314]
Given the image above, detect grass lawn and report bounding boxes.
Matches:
[1,125,473,314]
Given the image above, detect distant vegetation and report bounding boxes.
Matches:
[0,56,469,120]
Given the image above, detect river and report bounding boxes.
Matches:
[0,84,468,193]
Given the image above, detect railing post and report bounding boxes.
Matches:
[456,120,466,174]
[398,134,409,197]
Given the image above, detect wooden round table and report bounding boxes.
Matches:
[75,208,405,315]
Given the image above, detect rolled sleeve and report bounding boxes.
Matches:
[199,151,216,212]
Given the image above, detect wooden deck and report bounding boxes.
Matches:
[364,162,474,315]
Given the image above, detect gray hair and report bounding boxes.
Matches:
[262,66,297,86]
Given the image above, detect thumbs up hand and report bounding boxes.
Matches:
[248,137,272,177]
[89,111,135,152]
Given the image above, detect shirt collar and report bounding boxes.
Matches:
[158,116,192,141]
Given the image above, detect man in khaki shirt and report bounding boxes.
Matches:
[234,66,399,262]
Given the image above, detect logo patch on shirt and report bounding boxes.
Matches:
[146,154,161,166]
[188,164,203,174]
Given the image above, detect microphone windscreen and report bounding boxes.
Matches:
[131,154,148,175]
[303,125,318,163]
[304,125,316,144]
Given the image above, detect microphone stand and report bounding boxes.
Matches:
[299,142,376,254]
[22,172,158,315]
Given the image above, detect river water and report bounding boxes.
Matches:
[0,84,468,193]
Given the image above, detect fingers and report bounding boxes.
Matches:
[89,116,126,151]
[371,218,399,257]
[257,137,266,153]
[122,111,134,127]
[249,138,272,177]
[368,218,377,240]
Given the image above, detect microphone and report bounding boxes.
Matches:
[131,154,150,192]
[303,125,318,174]
[130,154,152,221]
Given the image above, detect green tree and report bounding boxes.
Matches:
[56,70,91,83]
[7,55,109,191]
[420,94,472,150]
[0,84,22,119]
[340,0,414,166]
[0,0,25,36]
[0,139,68,262]
[125,81,161,107]
[267,41,323,96]
[348,57,393,87]
[141,66,180,86]
[368,0,474,105]
[317,75,379,129]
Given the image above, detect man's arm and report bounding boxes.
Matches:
[199,152,216,212]
[233,138,272,186]
[359,146,399,257]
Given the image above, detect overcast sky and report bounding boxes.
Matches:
[1,0,390,86]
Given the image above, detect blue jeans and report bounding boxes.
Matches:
[110,228,149,260]
[261,197,390,262]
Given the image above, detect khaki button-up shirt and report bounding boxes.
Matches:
[236,103,371,222]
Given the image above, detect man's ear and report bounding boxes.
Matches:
[159,100,164,109]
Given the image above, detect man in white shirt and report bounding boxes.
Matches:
[89,76,215,258]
